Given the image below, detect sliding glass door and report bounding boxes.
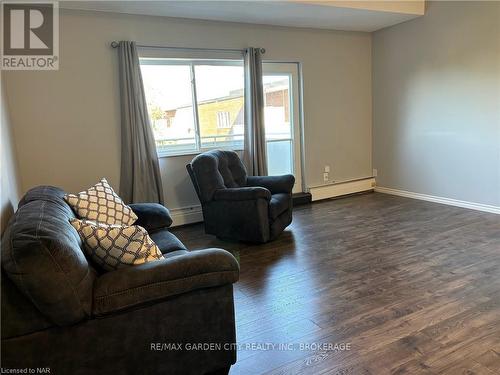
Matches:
[262,62,303,193]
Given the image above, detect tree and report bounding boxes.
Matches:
[150,106,164,121]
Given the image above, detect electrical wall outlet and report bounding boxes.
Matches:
[373,168,378,177]
[323,172,329,182]
[324,165,330,173]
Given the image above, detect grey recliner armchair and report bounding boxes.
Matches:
[186,150,295,243]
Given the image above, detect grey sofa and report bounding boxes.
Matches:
[1,186,239,375]
[187,150,295,243]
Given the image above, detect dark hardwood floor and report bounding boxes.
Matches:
[171,192,500,375]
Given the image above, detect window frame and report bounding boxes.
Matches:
[140,58,245,158]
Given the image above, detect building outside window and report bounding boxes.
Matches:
[140,59,245,156]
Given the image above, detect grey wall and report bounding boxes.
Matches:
[1,78,21,233]
[4,10,372,211]
[373,1,500,207]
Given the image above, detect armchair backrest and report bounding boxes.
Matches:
[187,150,247,203]
[1,186,96,330]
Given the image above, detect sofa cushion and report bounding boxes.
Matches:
[269,193,290,220]
[1,186,96,326]
[64,178,138,226]
[149,229,188,254]
[71,219,162,272]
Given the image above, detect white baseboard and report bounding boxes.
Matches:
[170,205,203,227]
[309,178,375,201]
[375,186,500,215]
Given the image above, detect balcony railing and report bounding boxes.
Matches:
[155,133,293,175]
[156,135,244,155]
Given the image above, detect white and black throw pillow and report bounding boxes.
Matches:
[64,178,138,226]
[70,219,162,271]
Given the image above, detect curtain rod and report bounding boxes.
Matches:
[110,41,265,54]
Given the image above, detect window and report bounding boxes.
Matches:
[216,111,231,129]
[140,59,244,156]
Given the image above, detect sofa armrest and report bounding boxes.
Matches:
[130,203,173,231]
[246,175,295,194]
[213,187,271,201]
[93,248,239,316]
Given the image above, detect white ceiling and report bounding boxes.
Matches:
[60,1,424,32]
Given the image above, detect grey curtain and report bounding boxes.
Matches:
[243,47,268,176]
[117,41,164,204]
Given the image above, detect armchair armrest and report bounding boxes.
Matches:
[246,175,295,194]
[213,187,271,201]
[93,248,239,316]
[129,203,173,232]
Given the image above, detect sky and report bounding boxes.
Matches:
[141,63,245,110]
[141,62,289,111]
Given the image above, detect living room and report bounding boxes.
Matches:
[1,1,499,374]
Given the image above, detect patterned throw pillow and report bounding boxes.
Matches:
[70,219,162,271]
[64,178,138,226]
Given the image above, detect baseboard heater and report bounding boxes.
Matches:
[170,205,204,227]
[308,177,376,202]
